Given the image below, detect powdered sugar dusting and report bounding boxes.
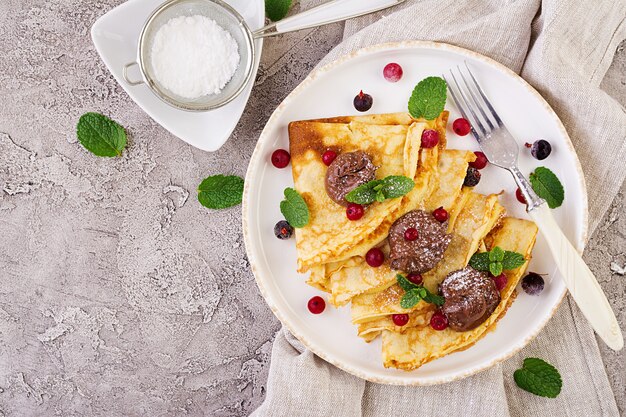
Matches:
[150,15,240,99]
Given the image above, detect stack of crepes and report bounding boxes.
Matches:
[288,112,538,370]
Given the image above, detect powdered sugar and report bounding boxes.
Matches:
[150,15,240,99]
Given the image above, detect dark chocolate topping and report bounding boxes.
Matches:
[440,267,501,332]
[324,151,376,206]
[388,210,452,274]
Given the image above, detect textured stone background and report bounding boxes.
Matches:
[0,1,624,416]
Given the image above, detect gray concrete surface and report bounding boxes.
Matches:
[0,1,624,416]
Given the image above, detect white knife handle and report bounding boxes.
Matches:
[274,0,404,34]
[529,204,623,350]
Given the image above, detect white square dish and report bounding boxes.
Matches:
[91,0,264,151]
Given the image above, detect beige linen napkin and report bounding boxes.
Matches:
[252,1,626,415]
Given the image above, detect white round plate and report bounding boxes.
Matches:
[243,41,587,385]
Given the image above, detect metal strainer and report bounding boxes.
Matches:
[123,0,406,112]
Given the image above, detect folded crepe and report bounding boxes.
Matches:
[381,217,538,370]
[319,149,476,307]
[350,191,505,329]
[288,112,448,273]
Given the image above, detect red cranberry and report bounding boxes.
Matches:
[383,63,403,83]
[453,118,471,136]
[271,149,290,168]
[421,129,439,148]
[365,248,385,267]
[322,150,337,166]
[392,314,409,326]
[430,311,449,331]
[404,227,419,241]
[433,206,449,222]
[407,272,423,285]
[307,296,326,314]
[493,273,508,291]
[516,188,527,204]
[469,151,488,169]
[346,203,364,221]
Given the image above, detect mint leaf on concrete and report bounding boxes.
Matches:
[76,112,127,157]
[197,175,244,209]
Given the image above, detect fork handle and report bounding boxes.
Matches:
[528,203,623,350]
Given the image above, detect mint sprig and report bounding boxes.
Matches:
[397,274,445,309]
[280,188,309,228]
[514,358,562,398]
[265,0,292,21]
[76,112,127,157]
[198,175,244,209]
[469,246,526,276]
[408,76,447,120]
[530,167,564,209]
[345,176,414,205]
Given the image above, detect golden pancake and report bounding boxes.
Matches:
[321,150,475,307]
[289,112,448,273]
[350,191,505,325]
[381,217,538,370]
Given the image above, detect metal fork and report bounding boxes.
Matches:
[444,63,623,351]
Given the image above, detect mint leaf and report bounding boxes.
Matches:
[530,167,564,209]
[397,275,445,308]
[502,251,526,270]
[489,246,505,262]
[345,176,414,205]
[469,252,491,271]
[265,0,292,21]
[345,179,382,205]
[408,76,447,120]
[514,358,562,398]
[198,175,244,209]
[396,274,417,292]
[280,188,310,228]
[423,290,445,306]
[76,112,127,157]
[379,175,415,199]
[401,288,422,309]
[489,262,503,277]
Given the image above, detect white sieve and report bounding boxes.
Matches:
[122,0,406,112]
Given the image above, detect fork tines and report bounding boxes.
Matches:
[444,63,504,140]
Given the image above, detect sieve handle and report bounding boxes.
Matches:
[253,0,406,38]
[123,62,144,86]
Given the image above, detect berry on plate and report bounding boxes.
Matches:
[354,90,373,112]
[322,150,337,166]
[383,63,403,83]
[346,203,365,221]
[274,220,293,240]
[433,206,449,222]
[463,167,481,187]
[522,272,545,295]
[271,149,290,168]
[307,296,326,314]
[453,118,471,136]
[392,313,409,326]
[492,273,508,291]
[529,140,552,160]
[406,272,423,285]
[469,151,488,169]
[365,247,385,267]
[430,310,448,331]
[421,129,439,148]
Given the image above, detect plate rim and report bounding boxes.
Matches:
[242,40,589,385]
